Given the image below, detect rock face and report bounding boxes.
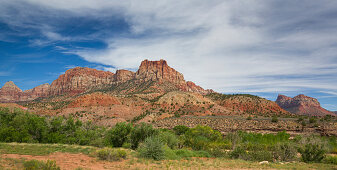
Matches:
[0,81,23,102]
[276,94,335,116]
[114,70,135,83]
[135,60,185,84]
[49,67,115,96]
[0,81,50,102]
[24,83,50,99]
[0,59,212,102]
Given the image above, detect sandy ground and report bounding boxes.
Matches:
[1,153,257,170]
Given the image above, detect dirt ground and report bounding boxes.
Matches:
[1,152,257,170]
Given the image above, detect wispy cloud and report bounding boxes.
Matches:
[1,0,337,97]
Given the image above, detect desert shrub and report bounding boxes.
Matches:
[229,146,246,159]
[230,147,273,162]
[106,122,132,147]
[297,117,304,122]
[130,123,158,149]
[299,144,326,163]
[206,142,229,157]
[246,116,252,120]
[158,131,178,149]
[173,125,190,135]
[138,136,165,160]
[23,159,60,170]
[246,150,273,162]
[96,148,127,161]
[271,116,278,123]
[184,125,223,150]
[323,156,337,165]
[226,132,243,149]
[122,142,131,149]
[272,143,297,162]
[163,146,179,160]
[309,117,317,124]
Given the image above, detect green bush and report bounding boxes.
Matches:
[184,125,223,150]
[138,136,165,160]
[272,143,297,162]
[96,148,127,161]
[230,147,273,162]
[206,142,229,157]
[130,123,158,149]
[106,122,132,147]
[323,156,337,165]
[271,116,278,123]
[309,117,317,124]
[246,150,273,162]
[158,131,178,149]
[23,159,60,170]
[299,144,326,163]
[246,116,252,120]
[173,125,190,136]
[229,147,246,159]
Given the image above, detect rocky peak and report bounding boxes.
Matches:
[1,81,22,92]
[135,59,185,83]
[292,94,320,107]
[276,94,334,116]
[114,69,135,82]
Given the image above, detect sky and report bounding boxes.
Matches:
[0,0,336,110]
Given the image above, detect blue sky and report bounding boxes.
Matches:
[0,0,336,110]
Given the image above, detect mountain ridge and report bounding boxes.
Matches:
[0,59,212,102]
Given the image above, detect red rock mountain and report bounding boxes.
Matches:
[276,94,335,116]
[0,81,50,102]
[0,59,212,102]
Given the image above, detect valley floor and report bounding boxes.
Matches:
[0,143,336,170]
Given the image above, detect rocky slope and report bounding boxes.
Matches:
[276,94,335,116]
[207,93,290,116]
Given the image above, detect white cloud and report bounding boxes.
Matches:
[1,0,337,95]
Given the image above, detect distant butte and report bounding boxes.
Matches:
[276,94,335,116]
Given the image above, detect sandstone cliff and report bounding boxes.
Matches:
[49,67,115,96]
[276,94,335,116]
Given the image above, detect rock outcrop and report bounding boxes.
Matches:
[276,94,335,116]
[0,81,50,102]
[0,81,23,102]
[114,69,135,83]
[49,67,115,96]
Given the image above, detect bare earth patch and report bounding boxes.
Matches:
[0,152,271,170]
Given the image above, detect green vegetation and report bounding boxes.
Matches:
[299,144,326,163]
[0,143,95,155]
[96,148,127,161]
[271,116,279,123]
[105,122,132,147]
[138,136,166,160]
[1,107,337,168]
[23,159,60,170]
[206,93,261,101]
[0,107,105,146]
